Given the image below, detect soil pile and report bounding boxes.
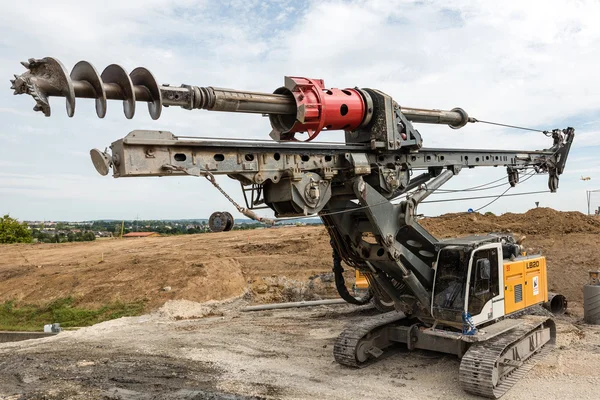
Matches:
[421,207,600,237]
[0,226,334,311]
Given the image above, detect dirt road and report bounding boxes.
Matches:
[1,300,598,400]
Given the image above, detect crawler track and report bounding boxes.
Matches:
[459,317,556,398]
[333,311,406,368]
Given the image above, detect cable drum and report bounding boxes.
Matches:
[223,212,234,231]
[583,284,600,324]
[208,211,235,232]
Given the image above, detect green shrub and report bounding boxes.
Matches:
[0,297,147,331]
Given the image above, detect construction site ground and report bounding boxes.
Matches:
[1,207,600,399]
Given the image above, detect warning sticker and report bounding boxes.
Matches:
[533,276,539,296]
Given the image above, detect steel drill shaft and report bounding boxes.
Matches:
[58,80,153,102]
[39,79,296,112]
[401,107,471,129]
[188,87,296,114]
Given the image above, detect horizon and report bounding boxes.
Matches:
[11,204,588,223]
[18,217,323,223]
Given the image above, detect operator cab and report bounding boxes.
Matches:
[431,235,515,328]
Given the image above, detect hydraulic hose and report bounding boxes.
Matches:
[331,241,373,305]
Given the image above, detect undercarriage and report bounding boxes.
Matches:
[333,311,555,398]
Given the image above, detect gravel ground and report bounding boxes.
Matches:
[1,300,599,400]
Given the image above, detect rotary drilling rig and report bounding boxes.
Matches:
[10,57,575,398]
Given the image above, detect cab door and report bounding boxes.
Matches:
[466,243,503,325]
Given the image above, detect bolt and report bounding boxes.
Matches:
[358,180,366,193]
[386,234,393,245]
[308,183,320,201]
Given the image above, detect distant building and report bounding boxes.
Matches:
[122,232,160,238]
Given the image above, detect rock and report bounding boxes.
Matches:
[255,283,268,294]
[161,286,172,292]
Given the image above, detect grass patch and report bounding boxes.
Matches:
[0,297,147,331]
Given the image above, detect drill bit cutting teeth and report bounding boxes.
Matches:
[11,58,76,117]
[11,57,163,119]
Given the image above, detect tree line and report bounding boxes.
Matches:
[32,229,96,243]
[0,215,96,244]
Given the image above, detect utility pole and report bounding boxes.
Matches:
[587,189,600,215]
[588,190,591,215]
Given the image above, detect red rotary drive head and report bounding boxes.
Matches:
[269,77,371,141]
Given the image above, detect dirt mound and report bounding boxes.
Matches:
[421,207,600,237]
[249,272,352,303]
[0,239,248,310]
[0,227,333,311]
[154,297,248,320]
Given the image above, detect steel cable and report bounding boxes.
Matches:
[472,118,550,134]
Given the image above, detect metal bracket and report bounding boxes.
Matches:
[346,153,370,175]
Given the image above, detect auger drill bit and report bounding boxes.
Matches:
[11,57,473,140]
[10,57,295,120]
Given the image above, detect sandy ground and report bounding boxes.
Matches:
[0,299,599,400]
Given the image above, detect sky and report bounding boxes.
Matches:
[1,0,600,221]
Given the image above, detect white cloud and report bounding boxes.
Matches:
[1,0,599,220]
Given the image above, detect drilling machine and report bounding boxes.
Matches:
[10,57,574,398]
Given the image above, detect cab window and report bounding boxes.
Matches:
[432,247,470,323]
[467,248,499,315]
